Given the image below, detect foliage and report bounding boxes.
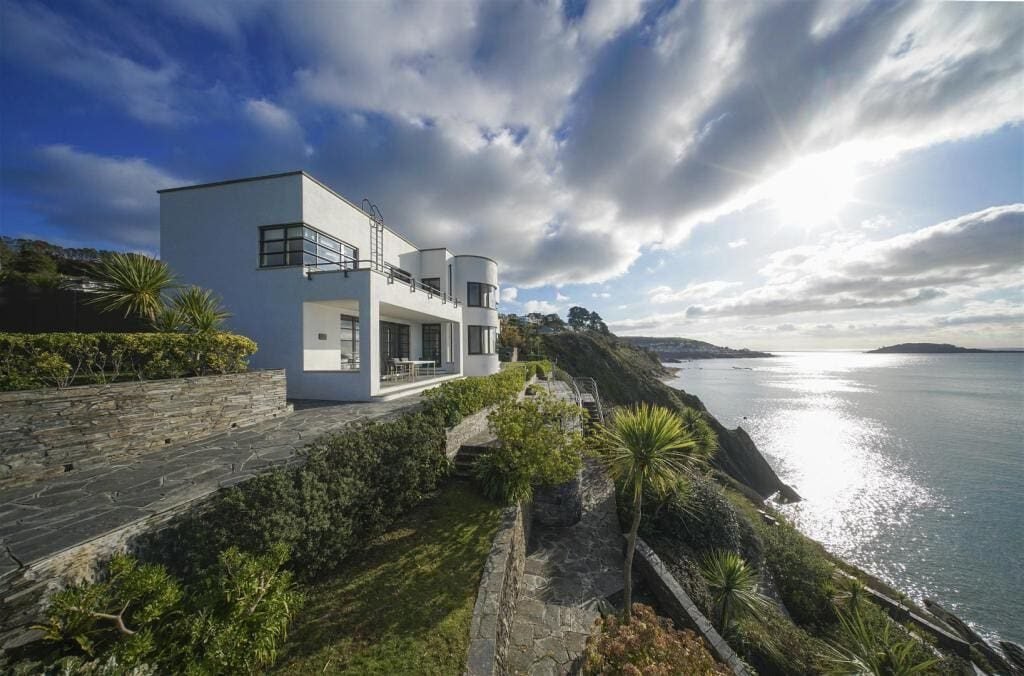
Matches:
[732,606,832,676]
[171,286,231,333]
[0,332,257,390]
[831,572,869,615]
[4,242,62,287]
[762,520,838,630]
[33,546,302,675]
[87,253,178,322]
[149,409,451,581]
[568,305,610,334]
[699,550,771,632]
[594,402,717,622]
[422,361,546,425]
[644,473,763,565]
[822,608,939,676]
[474,390,586,504]
[581,603,729,675]
[273,483,503,674]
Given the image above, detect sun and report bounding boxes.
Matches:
[767,152,858,226]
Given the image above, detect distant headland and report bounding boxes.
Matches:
[867,342,1017,354]
[621,336,774,360]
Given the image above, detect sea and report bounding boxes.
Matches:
[664,351,1024,646]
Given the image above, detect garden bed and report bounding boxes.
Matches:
[273,482,503,674]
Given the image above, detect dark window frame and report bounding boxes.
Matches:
[468,325,496,355]
[467,282,497,308]
[259,223,358,270]
[338,314,360,371]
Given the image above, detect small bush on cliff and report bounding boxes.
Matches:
[474,391,585,504]
[763,520,837,630]
[32,545,302,675]
[582,603,729,675]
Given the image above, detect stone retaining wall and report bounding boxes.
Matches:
[632,537,752,676]
[466,500,531,676]
[445,406,493,459]
[0,370,291,487]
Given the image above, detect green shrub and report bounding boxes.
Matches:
[32,545,302,675]
[0,332,257,391]
[733,606,831,676]
[473,391,585,504]
[644,473,763,565]
[763,521,836,630]
[147,410,450,581]
[582,603,729,675]
[422,361,547,425]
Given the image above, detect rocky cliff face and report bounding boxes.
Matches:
[540,332,799,501]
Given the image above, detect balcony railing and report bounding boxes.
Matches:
[305,259,461,307]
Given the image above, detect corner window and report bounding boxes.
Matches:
[468,325,496,355]
[467,282,496,308]
[260,224,357,270]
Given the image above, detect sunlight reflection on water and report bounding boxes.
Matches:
[667,351,1024,645]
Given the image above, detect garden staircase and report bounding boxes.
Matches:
[573,377,604,435]
[452,432,499,479]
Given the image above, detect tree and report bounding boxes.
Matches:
[594,403,717,623]
[587,310,609,335]
[541,313,565,329]
[6,243,61,287]
[699,550,770,633]
[88,253,177,322]
[172,286,230,333]
[567,306,590,331]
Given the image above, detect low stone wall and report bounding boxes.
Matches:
[445,406,493,459]
[632,537,752,676]
[0,370,291,487]
[466,500,531,676]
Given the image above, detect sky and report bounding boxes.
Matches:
[1,0,1022,350]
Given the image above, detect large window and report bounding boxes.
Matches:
[468,325,496,355]
[422,324,441,365]
[260,224,357,270]
[467,282,496,308]
[339,314,360,371]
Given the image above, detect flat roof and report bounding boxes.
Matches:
[157,170,496,265]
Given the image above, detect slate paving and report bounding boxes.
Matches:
[0,397,420,575]
[508,459,625,675]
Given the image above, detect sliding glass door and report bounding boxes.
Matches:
[379,321,410,375]
[422,324,441,367]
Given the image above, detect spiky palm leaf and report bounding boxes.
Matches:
[172,286,230,333]
[88,253,176,321]
[593,403,717,623]
[699,550,770,630]
[824,609,939,676]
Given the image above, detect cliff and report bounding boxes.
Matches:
[620,336,774,360]
[540,332,799,501]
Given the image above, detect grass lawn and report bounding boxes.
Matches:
[273,481,504,675]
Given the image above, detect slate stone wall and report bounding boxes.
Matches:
[632,537,752,675]
[466,500,531,676]
[0,370,290,488]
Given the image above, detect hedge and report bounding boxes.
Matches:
[0,332,258,391]
[421,360,550,425]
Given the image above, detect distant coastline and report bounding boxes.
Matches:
[621,336,774,360]
[867,342,1021,354]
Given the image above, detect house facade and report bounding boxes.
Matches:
[159,171,500,401]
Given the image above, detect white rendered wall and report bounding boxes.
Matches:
[453,255,500,377]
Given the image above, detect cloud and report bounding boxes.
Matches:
[592,292,611,299]
[500,286,518,302]
[555,292,569,302]
[649,280,742,305]
[2,145,190,249]
[683,204,1023,318]
[1,1,188,125]
[727,238,748,249]
[522,300,560,314]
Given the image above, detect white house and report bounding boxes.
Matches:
[159,171,500,401]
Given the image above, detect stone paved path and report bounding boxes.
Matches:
[0,397,420,577]
[508,459,624,675]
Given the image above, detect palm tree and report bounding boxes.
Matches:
[88,253,177,322]
[172,286,230,333]
[699,550,770,631]
[594,403,717,623]
[823,609,938,675]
